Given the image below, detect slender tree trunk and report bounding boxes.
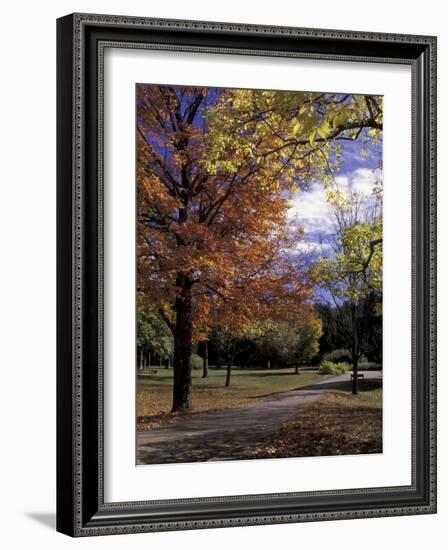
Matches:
[202,340,209,378]
[171,276,193,413]
[225,345,235,387]
[352,354,359,395]
[295,364,299,375]
[351,303,359,395]
[225,363,232,387]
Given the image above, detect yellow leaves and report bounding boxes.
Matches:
[330,111,345,129]
[316,119,331,139]
[292,121,303,136]
[310,217,383,303]
[326,187,348,206]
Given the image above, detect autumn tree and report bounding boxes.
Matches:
[136,85,382,411]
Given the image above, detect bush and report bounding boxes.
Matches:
[323,348,352,364]
[319,360,351,375]
[359,361,382,371]
[191,353,203,370]
[323,349,369,364]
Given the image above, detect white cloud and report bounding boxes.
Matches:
[292,241,332,253]
[286,167,382,242]
[287,186,333,236]
[351,168,382,195]
[334,175,349,188]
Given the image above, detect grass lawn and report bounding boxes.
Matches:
[251,379,383,458]
[137,367,326,428]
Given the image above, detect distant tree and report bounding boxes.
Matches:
[137,296,173,369]
[209,326,249,387]
[317,298,382,365]
[208,322,276,386]
[199,340,209,378]
[255,314,322,372]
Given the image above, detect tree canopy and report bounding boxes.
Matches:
[136,84,383,410]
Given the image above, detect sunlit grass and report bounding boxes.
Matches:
[137,367,326,427]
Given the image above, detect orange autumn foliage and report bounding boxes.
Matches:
[136,85,313,339]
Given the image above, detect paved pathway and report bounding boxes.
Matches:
[137,371,382,465]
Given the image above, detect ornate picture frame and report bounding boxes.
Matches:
[57,13,437,536]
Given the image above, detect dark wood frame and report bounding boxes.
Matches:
[57,13,437,537]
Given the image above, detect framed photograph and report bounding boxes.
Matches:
[57,13,437,536]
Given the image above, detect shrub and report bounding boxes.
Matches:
[359,361,382,371]
[319,360,351,375]
[191,353,203,370]
[323,348,352,364]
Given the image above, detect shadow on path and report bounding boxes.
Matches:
[137,371,382,465]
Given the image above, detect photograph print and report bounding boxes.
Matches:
[135,84,383,465]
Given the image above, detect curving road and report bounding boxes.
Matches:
[136,371,382,465]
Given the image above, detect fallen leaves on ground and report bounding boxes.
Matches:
[251,381,382,458]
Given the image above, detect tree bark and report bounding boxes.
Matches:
[171,276,193,413]
[202,340,209,378]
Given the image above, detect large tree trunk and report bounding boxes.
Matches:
[202,340,209,378]
[171,277,193,413]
